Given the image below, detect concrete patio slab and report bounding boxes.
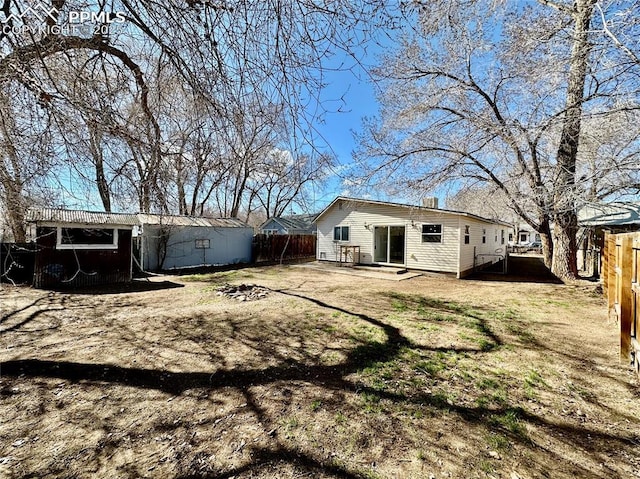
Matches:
[292,261,423,281]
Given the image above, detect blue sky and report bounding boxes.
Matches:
[302,38,395,213]
[312,67,379,205]
[302,30,448,215]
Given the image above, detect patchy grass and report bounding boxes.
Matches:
[1,266,638,479]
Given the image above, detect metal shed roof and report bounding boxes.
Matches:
[26,208,251,228]
[138,214,250,228]
[26,208,140,226]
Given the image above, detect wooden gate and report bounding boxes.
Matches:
[602,232,640,376]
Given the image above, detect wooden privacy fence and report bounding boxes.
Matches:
[252,234,316,263]
[602,232,640,376]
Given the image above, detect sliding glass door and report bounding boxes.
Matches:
[374,225,405,265]
[374,226,388,263]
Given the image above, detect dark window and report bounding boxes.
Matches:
[195,239,210,249]
[464,225,470,244]
[333,226,349,241]
[501,230,505,245]
[482,228,487,244]
[60,228,114,245]
[422,224,442,243]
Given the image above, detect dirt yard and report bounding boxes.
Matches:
[1,265,639,478]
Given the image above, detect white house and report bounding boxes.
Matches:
[511,226,541,246]
[314,197,512,278]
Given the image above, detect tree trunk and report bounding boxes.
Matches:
[539,218,553,268]
[177,175,187,215]
[2,180,26,242]
[551,211,578,279]
[87,121,111,212]
[551,0,595,280]
[96,163,111,212]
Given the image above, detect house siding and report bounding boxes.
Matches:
[457,218,508,277]
[316,199,509,277]
[317,201,458,273]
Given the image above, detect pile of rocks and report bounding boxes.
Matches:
[216,283,270,301]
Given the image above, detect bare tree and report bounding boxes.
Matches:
[0,0,393,233]
[356,0,640,279]
[249,149,334,219]
[0,87,55,241]
[594,0,640,66]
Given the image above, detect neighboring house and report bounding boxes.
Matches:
[138,214,253,271]
[578,202,640,232]
[26,208,138,288]
[512,227,540,245]
[259,214,318,235]
[314,197,512,278]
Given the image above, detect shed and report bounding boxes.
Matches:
[26,208,138,288]
[259,214,318,235]
[314,197,512,278]
[137,214,253,271]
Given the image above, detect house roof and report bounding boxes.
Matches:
[26,208,140,226]
[578,202,640,227]
[314,196,513,227]
[26,208,250,228]
[260,214,318,231]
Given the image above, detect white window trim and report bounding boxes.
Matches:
[195,239,210,249]
[333,225,350,242]
[421,224,443,243]
[56,226,119,250]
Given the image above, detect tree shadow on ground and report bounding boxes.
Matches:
[0,293,64,334]
[177,447,373,479]
[1,287,636,478]
[53,279,185,295]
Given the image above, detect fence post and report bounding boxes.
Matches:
[602,232,609,299]
[620,235,633,363]
[632,235,640,375]
[607,234,617,315]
